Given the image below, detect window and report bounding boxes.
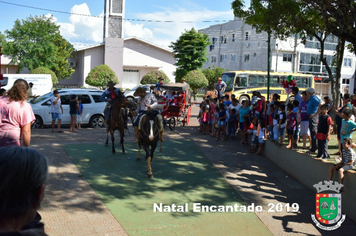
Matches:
[211,56,217,63]
[231,54,236,62]
[245,32,249,40]
[283,53,292,62]
[232,34,235,42]
[209,45,215,51]
[224,37,227,44]
[60,95,72,105]
[212,37,217,45]
[220,36,224,44]
[220,54,227,62]
[79,95,91,104]
[244,54,250,62]
[92,95,103,103]
[344,58,352,67]
[342,78,350,84]
[249,75,264,87]
[236,76,247,87]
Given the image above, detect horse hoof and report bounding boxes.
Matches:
[148,174,153,179]
[136,158,141,161]
[105,144,108,147]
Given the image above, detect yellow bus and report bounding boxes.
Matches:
[221,70,315,102]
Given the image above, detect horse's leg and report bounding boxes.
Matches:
[147,156,153,178]
[111,130,116,154]
[136,142,141,161]
[105,127,109,147]
[121,129,126,154]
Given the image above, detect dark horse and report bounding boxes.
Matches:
[105,95,130,154]
[136,110,162,178]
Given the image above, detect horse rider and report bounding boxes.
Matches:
[99,81,127,127]
[133,87,165,143]
[216,77,226,102]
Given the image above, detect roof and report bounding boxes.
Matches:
[161,83,190,92]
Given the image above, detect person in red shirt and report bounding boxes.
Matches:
[351,94,356,107]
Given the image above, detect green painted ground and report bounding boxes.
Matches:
[64,140,272,236]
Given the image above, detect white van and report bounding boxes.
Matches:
[0,74,53,96]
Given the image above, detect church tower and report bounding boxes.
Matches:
[103,0,125,84]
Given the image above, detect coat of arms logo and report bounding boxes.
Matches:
[311,180,346,231]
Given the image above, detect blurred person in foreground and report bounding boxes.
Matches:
[0,146,48,235]
[0,79,35,147]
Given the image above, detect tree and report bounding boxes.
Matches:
[231,0,348,106]
[1,15,74,80]
[182,70,208,101]
[141,70,170,84]
[85,64,118,89]
[169,28,210,82]
[31,67,58,85]
[201,66,226,90]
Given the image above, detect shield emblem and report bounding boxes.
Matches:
[316,193,342,225]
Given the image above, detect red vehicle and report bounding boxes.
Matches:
[159,83,191,130]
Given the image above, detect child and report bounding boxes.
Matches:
[197,101,206,133]
[241,116,253,146]
[249,120,259,153]
[69,95,80,132]
[239,100,250,133]
[267,105,275,139]
[285,103,296,149]
[340,109,356,146]
[278,104,287,145]
[201,105,209,134]
[256,117,267,155]
[329,138,356,187]
[211,106,219,137]
[208,97,215,134]
[223,95,232,109]
[272,101,281,142]
[299,91,311,149]
[316,104,333,159]
[292,100,300,147]
[217,103,227,141]
[76,98,83,129]
[227,109,237,140]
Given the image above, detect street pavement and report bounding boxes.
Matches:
[29,102,356,235]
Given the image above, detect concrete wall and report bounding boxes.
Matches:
[262,140,356,222]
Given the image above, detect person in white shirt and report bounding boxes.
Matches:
[50,90,63,133]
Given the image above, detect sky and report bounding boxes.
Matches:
[0,0,249,50]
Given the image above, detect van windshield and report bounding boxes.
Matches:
[30,92,53,104]
[221,73,236,92]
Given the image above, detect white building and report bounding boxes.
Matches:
[58,37,176,89]
[200,17,356,97]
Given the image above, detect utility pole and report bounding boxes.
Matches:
[267,32,271,102]
[275,43,278,72]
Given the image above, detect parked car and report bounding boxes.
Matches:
[124,84,155,101]
[30,88,106,128]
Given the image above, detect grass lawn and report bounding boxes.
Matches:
[282,132,356,164]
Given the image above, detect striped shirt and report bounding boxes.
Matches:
[342,148,356,169]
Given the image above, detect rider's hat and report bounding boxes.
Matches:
[134,87,146,96]
[158,77,163,80]
[106,81,116,87]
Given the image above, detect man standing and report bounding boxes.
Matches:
[306,88,321,154]
[51,90,63,133]
[133,87,164,143]
[291,87,302,104]
[155,77,164,96]
[216,77,226,102]
[99,81,123,124]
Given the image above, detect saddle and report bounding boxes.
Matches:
[138,113,163,132]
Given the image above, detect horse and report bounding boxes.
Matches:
[203,90,218,100]
[105,95,130,154]
[136,109,162,178]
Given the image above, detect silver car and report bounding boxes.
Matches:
[30,88,106,128]
[124,84,155,101]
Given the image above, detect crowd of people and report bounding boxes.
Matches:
[198,82,356,187]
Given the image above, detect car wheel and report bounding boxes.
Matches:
[32,115,43,129]
[126,96,134,102]
[90,115,105,128]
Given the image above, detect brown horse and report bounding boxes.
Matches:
[136,110,162,178]
[105,95,130,154]
[203,90,218,100]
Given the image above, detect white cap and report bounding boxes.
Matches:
[306,87,315,93]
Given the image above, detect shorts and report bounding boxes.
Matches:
[51,112,62,120]
[77,116,82,123]
[218,120,226,127]
[300,121,309,135]
[239,123,244,131]
[253,136,259,145]
[201,121,208,125]
[287,128,294,135]
[341,165,354,171]
[208,120,214,125]
[71,114,77,117]
[259,137,265,144]
[279,127,285,137]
